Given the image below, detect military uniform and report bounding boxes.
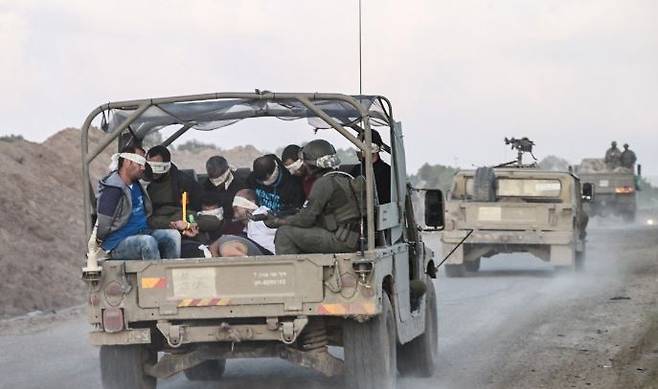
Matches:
[604,145,622,168]
[275,172,363,255]
[620,148,637,169]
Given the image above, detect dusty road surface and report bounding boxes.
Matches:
[1,224,657,389]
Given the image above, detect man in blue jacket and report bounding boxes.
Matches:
[95,145,181,260]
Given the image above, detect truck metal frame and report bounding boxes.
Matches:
[441,168,588,276]
[80,91,440,389]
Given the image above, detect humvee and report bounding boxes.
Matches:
[440,139,589,277]
[575,158,641,222]
[80,92,444,389]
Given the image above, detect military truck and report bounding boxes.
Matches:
[440,139,589,277]
[574,158,641,222]
[80,92,444,389]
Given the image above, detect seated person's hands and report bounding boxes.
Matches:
[182,224,199,238]
[249,213,269,222]
[169,220,189,231]
[170,220,198,237]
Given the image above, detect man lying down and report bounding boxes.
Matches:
[207,189,277,257]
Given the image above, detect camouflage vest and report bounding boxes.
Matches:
[319,171,366,231]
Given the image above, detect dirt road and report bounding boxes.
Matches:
[1,225,657,389]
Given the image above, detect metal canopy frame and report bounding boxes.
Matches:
[81,91,395,252]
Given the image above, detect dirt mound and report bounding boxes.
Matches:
[0,128,113,317]
[0,129,266,317]
[171,145,264,173]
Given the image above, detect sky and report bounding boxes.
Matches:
[1,0,657,175]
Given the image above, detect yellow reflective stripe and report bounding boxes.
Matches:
[141,277,166,289]
[318,302,378,315]
[177,298,231,307]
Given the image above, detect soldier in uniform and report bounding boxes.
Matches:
[265,139,363,255]
[620,143,637,169]
[604,141,622,168]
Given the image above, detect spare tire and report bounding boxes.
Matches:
[473,167,496,202]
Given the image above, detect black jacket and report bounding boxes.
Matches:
[247,156,305,215]
[201,172,248,222]
[350,158,391,204]
[146,164,203,229]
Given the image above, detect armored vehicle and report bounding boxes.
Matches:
[575,158,641,222]
[80,92,444,389]
[440,139,589,277]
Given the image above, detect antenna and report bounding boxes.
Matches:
[358,0,363,94]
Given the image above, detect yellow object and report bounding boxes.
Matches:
[182,192,188,222]
[141,277,167,289]
[316,303,377,315]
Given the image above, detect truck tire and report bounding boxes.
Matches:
[184,359,226,381]
[464,258,481,272]
[397,278,438,377]
[473,167,496,202]
[444,264,465,278]
[344,293,396,389]
[100,345,156,389]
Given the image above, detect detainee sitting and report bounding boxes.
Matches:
[95,145,181,260]
[209,189,276,257]
[145,145,203,229]
[170,192,225,258]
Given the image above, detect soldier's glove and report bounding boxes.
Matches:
[263,214,285,228]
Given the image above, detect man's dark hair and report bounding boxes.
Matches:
[281,144,301,162]
[201,192,222,208]
[359,129,384,147]
[252,155,277,181]
[146,145,171,162]
[118,144,145,170]
[206,156,229,178]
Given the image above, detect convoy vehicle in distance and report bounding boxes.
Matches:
[574,158,641,222]
[80,91,444,389]
[440,139,589,277]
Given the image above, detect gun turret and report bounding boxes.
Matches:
[503,137,537,166]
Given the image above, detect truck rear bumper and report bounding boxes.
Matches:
[89,328,151,346]
[441,230,577,265]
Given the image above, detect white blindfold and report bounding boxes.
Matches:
[232,196,258,211]
[109,153,146,171]
[286,159,304,174]
[148,161,171,174]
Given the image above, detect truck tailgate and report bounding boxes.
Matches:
[136,257,324,310]
[464,203,558,229]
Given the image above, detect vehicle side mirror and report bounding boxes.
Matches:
[582,183,594,202]
[424,189,445,230]
[637,164,642,177]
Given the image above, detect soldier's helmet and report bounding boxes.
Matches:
[300,139,341,169]
[611,141,617,147]
[624,143,629,148]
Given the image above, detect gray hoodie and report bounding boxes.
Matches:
[96,171,153,241]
